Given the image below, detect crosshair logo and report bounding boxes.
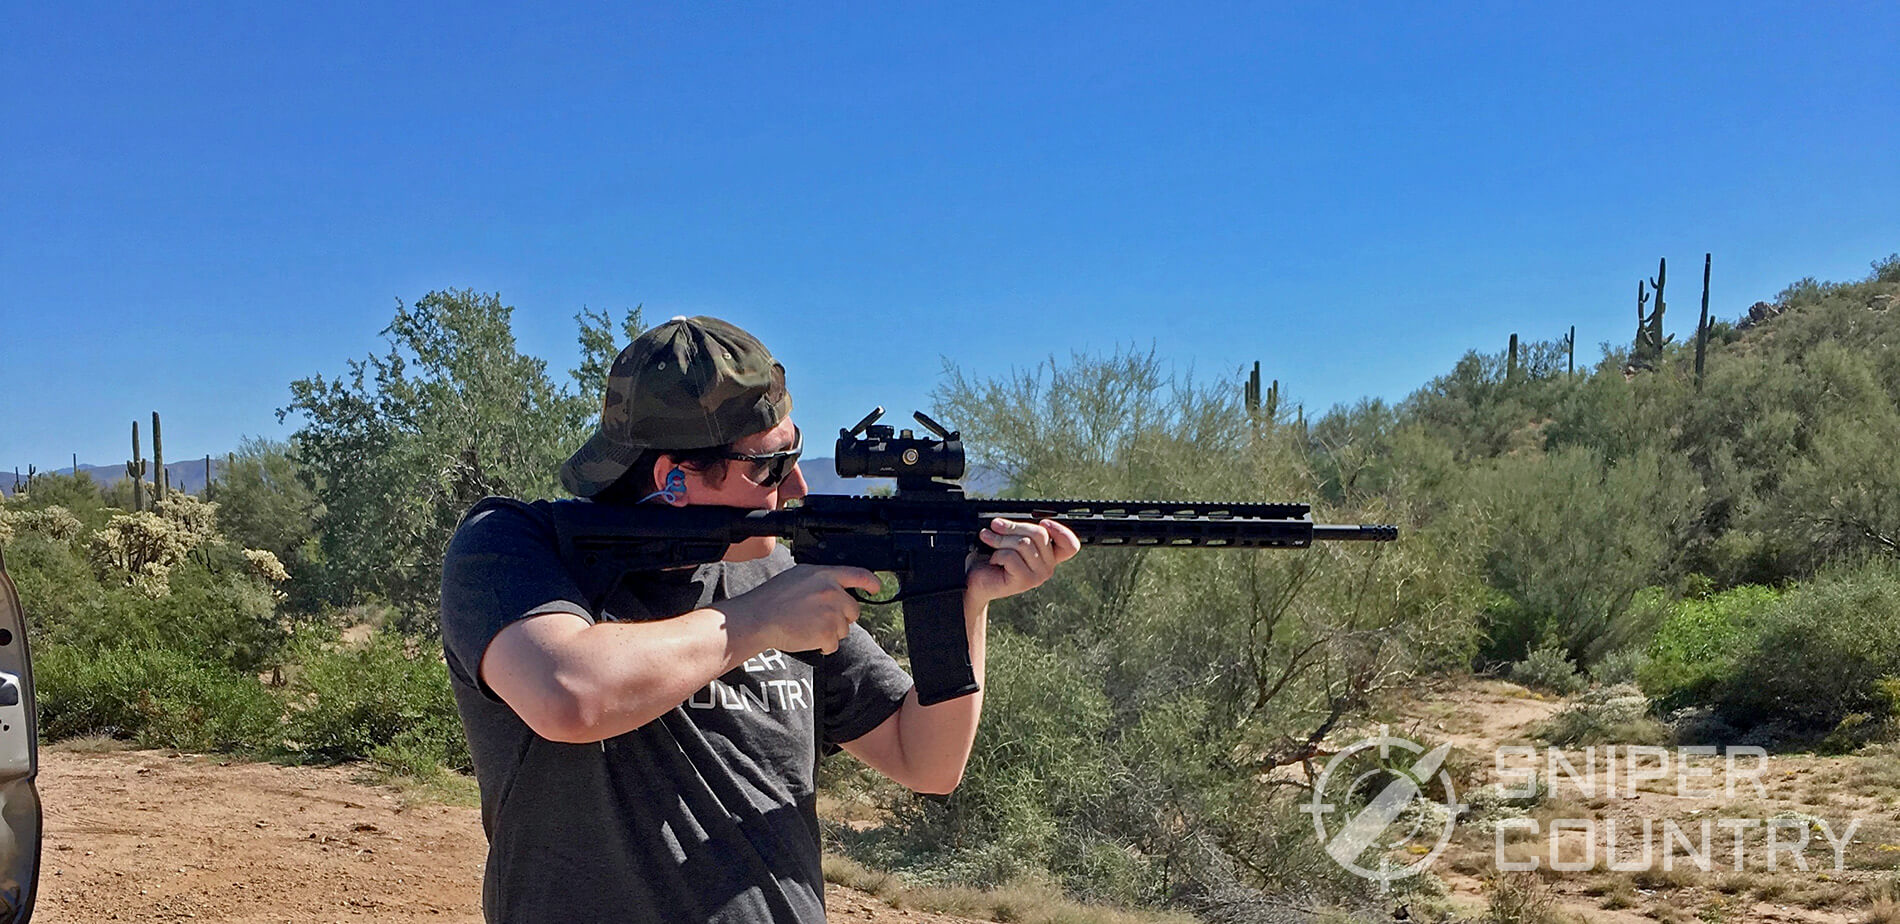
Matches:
[1300,726,1464,891]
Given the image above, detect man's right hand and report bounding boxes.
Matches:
[720,565,884,655]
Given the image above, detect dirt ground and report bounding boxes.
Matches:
[1396,679,1897,923]
[32,742,977,924]
[35,679,1900,923]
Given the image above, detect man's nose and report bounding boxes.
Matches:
[779,463,809,502]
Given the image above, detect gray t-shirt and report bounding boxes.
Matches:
[439,497,914,924]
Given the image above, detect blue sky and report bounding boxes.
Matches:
[4,2,1896,477]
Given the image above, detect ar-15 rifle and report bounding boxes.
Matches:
[550,408,1397,706]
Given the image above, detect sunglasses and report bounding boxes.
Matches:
[721,425,803,488]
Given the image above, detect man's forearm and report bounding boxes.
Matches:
[487,606,768,744]
[570,607,773,738]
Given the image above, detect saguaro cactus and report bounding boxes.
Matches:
[1648,257,1669,351]
[1507,333,1520,382]
[1632,258,1675,369]
[1635,280,1650,353]
[1567,325,1576,376]
[129,421,146,511]
[1243,362,1280,421]
[152,411,167,502]
[1696,253,1712,391]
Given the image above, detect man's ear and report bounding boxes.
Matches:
[649,455,689,506]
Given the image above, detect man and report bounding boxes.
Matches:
[440,315,1080,923]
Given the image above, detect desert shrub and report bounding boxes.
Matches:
[39,547,288,675]
[1470,447,1702,666]
[146,550,290,672]
[4,473,113,531]
[152,493,220,545]
[2,532,98,633]
[1589,646,1648,687]
[921,345,1475,911]
[1637,584,1782,708]
[1715,560,1900,733]
[1535,685,1669,746]
[36,642,280,752]
[282,629,467,769]
[210,438,320,561]
[1509,645,1584,696]
[874,630,1117,887]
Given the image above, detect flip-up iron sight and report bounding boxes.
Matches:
[835,406,965,491]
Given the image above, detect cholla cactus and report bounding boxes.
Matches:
[0,511,14,547]
[88,510,196,595]
[153,493,219,546]
[14,505,83,543]
[242,549,291,601]
[242,548,289,583]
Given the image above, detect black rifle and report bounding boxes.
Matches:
[551,408,1397,706]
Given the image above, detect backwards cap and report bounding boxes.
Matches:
[559,315,790,497]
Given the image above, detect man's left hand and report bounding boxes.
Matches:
[965,517,1081,606]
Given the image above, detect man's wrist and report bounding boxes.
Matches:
[703,603,767,669]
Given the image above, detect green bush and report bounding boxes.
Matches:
[1637,584,1781,708]
[3,532,99,634]
[36,642,280,752]
[1716,560,1900,733]
[282,629,467,769]
[879,630,1115,884]
[1469,447,1702,666]
[40,549,287,676]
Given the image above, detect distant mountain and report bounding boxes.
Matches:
[2,459,223,497]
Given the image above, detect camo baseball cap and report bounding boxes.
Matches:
[559,315,791,497]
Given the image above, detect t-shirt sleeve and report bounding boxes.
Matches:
[816,623,915,751]
[439,497,593,702]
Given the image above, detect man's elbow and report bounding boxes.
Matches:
[517,675,612,744]
[907,765,966,796]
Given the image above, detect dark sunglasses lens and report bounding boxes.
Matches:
[760,452,798,487]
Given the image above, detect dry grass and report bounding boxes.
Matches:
[1598,884,1638,910]
[1481,871,1558,924]
[370,764,482,809]
[1629,865,1701,891]
[821,854,1199,924]
[1862,881,1900,924]
[50,734,136,754]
